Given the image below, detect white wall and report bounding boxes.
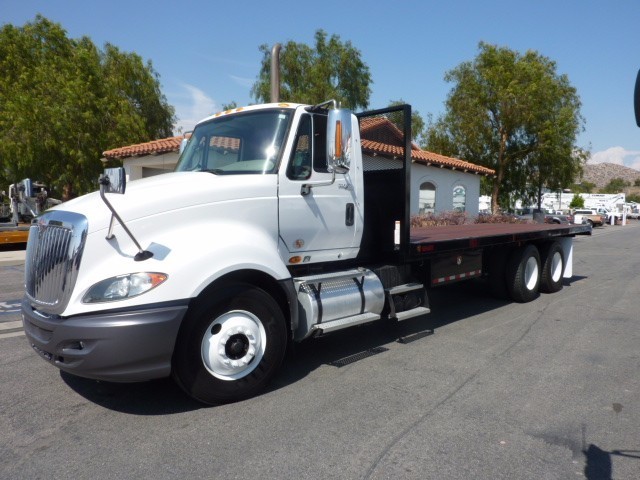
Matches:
[410,163,481,216]
[123,152,179,181]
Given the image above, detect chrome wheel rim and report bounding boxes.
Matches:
[201,310,266,381]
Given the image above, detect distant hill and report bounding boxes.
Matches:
[579,163,640,188]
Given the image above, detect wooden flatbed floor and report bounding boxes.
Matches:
[409,222,591,255]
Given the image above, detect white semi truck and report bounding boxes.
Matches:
[22,102,590,404]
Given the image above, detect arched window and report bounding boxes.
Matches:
[453,185,466,212]
[419,182,436,214]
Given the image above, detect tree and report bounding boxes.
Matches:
[569,194,585,209]
[0,16,175,200]
[221,101,238,111]
[251,30,372,110]
[387,99,426,143]
[634,178,640,187]
[601,177,629,193]
[572,181,596,193]
[424,42,585,213]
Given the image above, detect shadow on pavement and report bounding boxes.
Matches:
[583,444,640,480]
[61,277,585,413]
[60,372,202,414]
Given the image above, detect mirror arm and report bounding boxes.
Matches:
[300,169,336,196]
[99,175,153,261]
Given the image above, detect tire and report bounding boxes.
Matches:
[506,245,541,303]
[586,219,594,227]
[539,241,565,293]
[172,284,287,405]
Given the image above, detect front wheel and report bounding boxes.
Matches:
[172,285,287,405]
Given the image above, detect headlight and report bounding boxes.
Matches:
[83,273,168,303]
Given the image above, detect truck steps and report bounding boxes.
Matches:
[386,282,424,295]
[385,282,431,321]
[312,312,381,334]
[393,306,431,321]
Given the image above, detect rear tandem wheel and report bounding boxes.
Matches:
[506,244,541,303]
[539,241,565,293]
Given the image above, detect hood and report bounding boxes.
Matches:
[56,172,278,234]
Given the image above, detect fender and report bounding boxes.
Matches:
[62,195,290,317]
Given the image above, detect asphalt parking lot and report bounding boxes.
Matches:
[1,223,639,479]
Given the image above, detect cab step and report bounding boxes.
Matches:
[312,312,381,335]
[394,306,431,321]
[385,283,430,321]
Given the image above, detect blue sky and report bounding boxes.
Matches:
[3,0,640,169]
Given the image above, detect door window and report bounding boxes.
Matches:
[287,115,312,180]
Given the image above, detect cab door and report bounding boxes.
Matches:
[278,112,360,262]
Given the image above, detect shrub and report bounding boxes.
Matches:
[474,213,530,224]
[411,211,530,227]
[411,211,469,227]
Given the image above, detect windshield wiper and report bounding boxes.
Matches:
[203,168,225,175]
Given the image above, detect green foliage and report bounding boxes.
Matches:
[221,101,238,111]
[569,195,585,209]
[627,193,640,203]
[601,177,629,193]
[251,30,371,109]
[0,16,175,200]
[424,42,585,213]
[387,100,426,143]
[634,178,640,187]
[572,181,596,193]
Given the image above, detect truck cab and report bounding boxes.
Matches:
[22,102,401,404]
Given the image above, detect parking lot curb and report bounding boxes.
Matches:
[0,250,26,267]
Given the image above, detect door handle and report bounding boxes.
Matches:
[345,203,354,226]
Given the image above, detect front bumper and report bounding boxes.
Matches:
[22,299,188,382]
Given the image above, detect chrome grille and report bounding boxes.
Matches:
[25,211,88,315]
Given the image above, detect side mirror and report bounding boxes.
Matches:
[327,109,352,174]
[179,137,189,154]
[635,69,640,127]
[100,167,126,194]
[18,179,33,199]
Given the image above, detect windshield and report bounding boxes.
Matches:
[175,109,292,175]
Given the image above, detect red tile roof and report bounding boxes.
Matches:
[359,117,494,176]
[102,136,183,159]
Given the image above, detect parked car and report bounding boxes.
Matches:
[544,211,574,224]
[594,207,621,224]
[572,209,607,227]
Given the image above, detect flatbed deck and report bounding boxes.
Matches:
[409,222,591,255]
